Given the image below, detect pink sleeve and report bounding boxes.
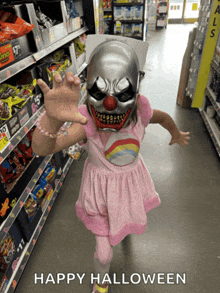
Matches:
[78,105,97,139]
[138,95,153,127]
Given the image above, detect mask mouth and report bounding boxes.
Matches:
[91,105,131,131]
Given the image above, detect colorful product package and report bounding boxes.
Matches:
[0,84,18,100]
[0,10,34,43]
[124,7,132,20]
[114,7,124,20]
[66,0,79,18]
[0,233,16,273]
[17,128,35,161]
[0,148,26,185]
[39,165,57,186]
[74,34,86,57]
[24,193,38,221]
[133,6,143,20]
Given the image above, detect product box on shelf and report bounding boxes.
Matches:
[0,219,26,290]
[158,2,168,14]
[114,6,124,20]
[132,23,142,38]
[0,5,38,70]
[103,0,112,9]
[62,0,82,33]
[28,2,68,49]
[68,16,81,33]
[16,197,43,242]
[132,6,143,20]
[114,22,123,35]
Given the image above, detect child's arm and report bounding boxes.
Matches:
[149,109,190,147]
[32,72,87,156]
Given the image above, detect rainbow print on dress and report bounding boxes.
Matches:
[104,133,140,166]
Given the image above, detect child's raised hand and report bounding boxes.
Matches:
[169,131,190,147]
[37,72,88,124]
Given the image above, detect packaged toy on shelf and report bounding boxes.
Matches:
[0,233,16,274]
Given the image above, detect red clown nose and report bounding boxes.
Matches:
[103,95,117,111]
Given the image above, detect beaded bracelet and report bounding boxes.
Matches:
[35,111,68,138]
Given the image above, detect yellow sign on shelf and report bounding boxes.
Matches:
[192,0,220,108]
[192,3,198,11]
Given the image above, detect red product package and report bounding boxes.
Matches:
[0,10,34,42]
[17,128,35,161]
[0,148,26,184]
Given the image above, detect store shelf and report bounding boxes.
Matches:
[0,0,63,6]
[114,19,143,23]
[0,154,53,244]
[4,156,74,293]
[211,59,220,75]
[103,8,112,12]
[200,109,220,157]
[77,62,88,76]
[206,87,220,117]
[0,27,88,84]
[0,56,36,84]
[114,2,143,6]
[33,27,88,62]
[0,106,44,164]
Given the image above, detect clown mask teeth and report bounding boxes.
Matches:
[95,110,126,125]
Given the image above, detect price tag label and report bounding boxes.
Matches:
[0,124,11,152]
[49,30,55,43]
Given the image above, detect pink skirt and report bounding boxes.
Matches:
[75,156,160,246]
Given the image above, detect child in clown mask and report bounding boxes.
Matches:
[32,40,190,293]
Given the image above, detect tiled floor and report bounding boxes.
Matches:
[15,24,220,293]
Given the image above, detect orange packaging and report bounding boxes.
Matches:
[0,42,15,68]
[0,10,34,43]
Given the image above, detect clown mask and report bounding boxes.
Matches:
[86,40,140,132]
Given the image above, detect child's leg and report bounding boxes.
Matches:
[94,235,113,289]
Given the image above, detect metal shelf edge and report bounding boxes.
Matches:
[33,27,88,62]
[0,56,35,84]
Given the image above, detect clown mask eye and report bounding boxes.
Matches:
[88,77,107,101]
[115,79,135,102]
[88,82,106,100]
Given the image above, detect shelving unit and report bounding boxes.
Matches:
[156,1,168,29]
[0,0,92,291]
[184,0,220,108]
[200,29,220,157]
[112,0,148,41]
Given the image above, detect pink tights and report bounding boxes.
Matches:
[94,236,113,283]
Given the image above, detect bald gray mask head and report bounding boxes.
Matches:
[86,40,140,132]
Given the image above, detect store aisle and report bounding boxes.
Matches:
[15,25,220,293]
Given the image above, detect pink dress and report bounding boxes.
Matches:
[76,95,161,246]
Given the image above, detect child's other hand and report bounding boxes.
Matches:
[169,131,190,147]
[37,72,88,125]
